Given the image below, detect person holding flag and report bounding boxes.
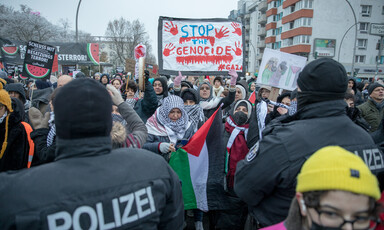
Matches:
[143,95,193,161]
[211,99,258,230]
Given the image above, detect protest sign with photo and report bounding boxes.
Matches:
[158,17,244,76]
[257,48,307,91]
[22,40,55,80]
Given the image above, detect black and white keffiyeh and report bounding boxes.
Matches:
[157,95,189,143]
[185,104,204,132]
[47,112,56,147]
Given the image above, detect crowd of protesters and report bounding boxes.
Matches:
[0,57,383,230]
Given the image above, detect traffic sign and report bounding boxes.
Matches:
[370,24,384,36]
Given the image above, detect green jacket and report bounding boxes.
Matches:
[357,99,384,132]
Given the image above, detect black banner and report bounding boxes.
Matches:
[22,41,55,80]
[0,38,100,66]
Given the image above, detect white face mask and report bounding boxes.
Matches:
[0,111,7,124]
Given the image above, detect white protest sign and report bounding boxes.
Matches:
[257,48,307,91]
[158,17,244,75]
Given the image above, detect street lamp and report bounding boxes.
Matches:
[337,22,359,62]
[249,42,258,71]
[343,0,358,76]
[76,0,82,43]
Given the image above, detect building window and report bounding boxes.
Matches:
[283,38,294,47]
[359,22,369,33]
[355,55,365,63]
[376,56,384,64]
[357,39,367,49]
[302,18,312,26]
[382,6,384,15]
[293,35,310,45]
[296,0,313,10]
[361,5,372,17]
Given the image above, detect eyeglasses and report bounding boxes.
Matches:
[311,206,377,230]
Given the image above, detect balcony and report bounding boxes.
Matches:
[257,40,266,48]
[258,14,267,24]
[258,1,267,12]
[257,27,266,36]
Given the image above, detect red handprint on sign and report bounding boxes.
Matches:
[215,26,229,39]
[231,22,242,36]
[163,43,175,57]
[164,21,178,35]
[232,42,242,56]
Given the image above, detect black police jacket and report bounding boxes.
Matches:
[234,100,384,228]
[0,136,184,230]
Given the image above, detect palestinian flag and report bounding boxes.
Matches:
[169,106,225,211]
[249,90,256,105]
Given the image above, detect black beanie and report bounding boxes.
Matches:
[75,71,86,78]
[181,88,199,104]
[368,82,384,96]
[297,58,347,94]
[53,78,112,140]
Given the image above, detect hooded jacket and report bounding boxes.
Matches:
[234,100,384,228]
[31,87,53,113]
[0,98,32,172]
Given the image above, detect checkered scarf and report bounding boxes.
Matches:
[157,95,189,143]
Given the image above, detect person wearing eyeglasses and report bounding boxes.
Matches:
[259,146,381,230]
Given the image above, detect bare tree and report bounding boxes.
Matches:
[0,4,59,42]
[105,18,156,66]
[0,4,93,43]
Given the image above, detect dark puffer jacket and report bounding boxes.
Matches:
[235,100,384,228]
[0,98,32,172]
[0,136,184,229]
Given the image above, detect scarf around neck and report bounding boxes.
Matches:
[157,95,189,143]
[225,116,249,188]
[185,104,205,132]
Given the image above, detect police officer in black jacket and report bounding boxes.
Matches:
[0,78,184,230]
[234,58,384,229]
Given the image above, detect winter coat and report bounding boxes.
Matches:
[30,128,56,166]
[118,101,148,148]
[134,81,158,123]
[0,98,33,172]
[143,111,194,160]
[203,88,235,119]
[0,136,184,230]
[234,100,384,228]
[357,99,384,132]
[31,87,53,114]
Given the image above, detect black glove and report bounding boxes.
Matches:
[144,70,150,84]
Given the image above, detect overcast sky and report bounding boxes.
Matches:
[2,0,239,59]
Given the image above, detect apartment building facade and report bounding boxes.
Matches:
[264,0,384,78]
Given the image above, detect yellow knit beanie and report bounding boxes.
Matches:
[0,82,13,113]
[0,83,13,159]
[297,146,381,200]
